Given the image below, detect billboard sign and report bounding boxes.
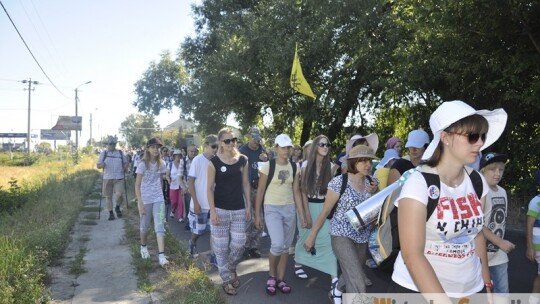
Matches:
[52,116,82,131]
[0,133,27,138]
[41,129,69,140]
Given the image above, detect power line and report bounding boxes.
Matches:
[0,0,70,99]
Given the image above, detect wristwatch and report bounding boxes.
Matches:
[485,280,494,289]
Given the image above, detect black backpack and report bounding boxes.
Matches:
[368,166,483,273]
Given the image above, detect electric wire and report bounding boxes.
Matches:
[0,0,70,99]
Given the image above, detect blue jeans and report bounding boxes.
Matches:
[489,262,509,294]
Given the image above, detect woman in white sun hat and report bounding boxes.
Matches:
[389,100,507,302]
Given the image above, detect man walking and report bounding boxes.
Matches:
[97,136,128,220]
[239,127,268,258]
[187,135,218,258]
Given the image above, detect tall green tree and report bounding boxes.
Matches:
[119,114,159,148]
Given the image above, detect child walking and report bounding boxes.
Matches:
[135,138,169,267]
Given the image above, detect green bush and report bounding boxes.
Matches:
[0,236,49,304]
[0,179,29,215]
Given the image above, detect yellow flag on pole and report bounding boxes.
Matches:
[290,43,316,99]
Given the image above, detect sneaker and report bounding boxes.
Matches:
[159,254,169,267]
[209,253,217,267]
[249,248,261,258]
[115,206,122,218]
[140,246,150,259]
[178,218,184,223]
[189,240,199,258]
[169,211,174,218]
[108,211,115,221]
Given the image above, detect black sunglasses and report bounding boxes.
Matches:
[222,137,238,145]
[210,144,218,149]
[318,143,331,148]
[450,132,486,144]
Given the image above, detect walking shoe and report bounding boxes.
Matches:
[108,211,115,221]
[209,253,217,267]
[189,240,199,258]
[140,246,150,259]
[178,218,184,223]
[159,254,169,267]
[169,211,174,218]
[115,206,122,218]
[249,248,261,258]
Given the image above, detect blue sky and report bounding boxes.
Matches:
[0,0,198,146]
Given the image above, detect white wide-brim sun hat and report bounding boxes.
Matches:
[422,100,508,160]
[345,133,379,154]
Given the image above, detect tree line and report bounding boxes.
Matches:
[131,0,540,197]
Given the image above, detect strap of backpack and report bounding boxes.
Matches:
[289,159,297,179]
[421,172,440,221]
[339,173,348,198]
[265,159,276,191]
[465,167,483,200]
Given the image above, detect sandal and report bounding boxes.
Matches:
[329,280,342,304]
[277,279,291,294]
[266,276,277,295]
[230,272,240,289]
[222,282,237,296]
[294,265,308,279]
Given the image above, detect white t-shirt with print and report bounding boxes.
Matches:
[188,154,211,210]
[483,185,509,266]
[392,168,488,297]
[136,161,167,204]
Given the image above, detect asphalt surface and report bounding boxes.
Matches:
[168,219,536,303]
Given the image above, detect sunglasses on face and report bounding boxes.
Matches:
[318,143,331,148]
[222,137,238,145]
[210,144,218,149]
[450,132,486,144]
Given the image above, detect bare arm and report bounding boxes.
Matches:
[474,229,492,292]
[293,169,305,227]
[188,176,200,213]
[304,189,339,250]
[482,227,515,253]
[135,173,145,215]
[207,162,217,224]
[387,168,401,185]
[300,167,312,228]
[242,158,252,220]
[254,173,268,229]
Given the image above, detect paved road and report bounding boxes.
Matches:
[168,219,535,303]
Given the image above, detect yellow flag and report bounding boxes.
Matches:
[290,43,316,99]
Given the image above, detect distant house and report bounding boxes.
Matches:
[163,118,197,132]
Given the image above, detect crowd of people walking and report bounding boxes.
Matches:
[98,100,540,303]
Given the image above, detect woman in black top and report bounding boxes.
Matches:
[207,128,251,296]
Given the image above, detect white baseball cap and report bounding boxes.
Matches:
[376,148,400,169]
[422,100,507,160]
[274,134,293,147]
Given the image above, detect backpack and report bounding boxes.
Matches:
[265,159,297,190]
[368,166,483,273]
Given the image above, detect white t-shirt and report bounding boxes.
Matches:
[136,161,167,204]
[392,168,488,297]
[168,162,182,190]
[483,185,509,266]
[188,154,211,210]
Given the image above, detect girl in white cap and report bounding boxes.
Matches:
[255,134,304,296]
[390,100,507,302]
[166,149,187,222]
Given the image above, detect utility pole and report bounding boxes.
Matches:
[74,81,91,150]
[21,78,39,154]
[89,113,92,146]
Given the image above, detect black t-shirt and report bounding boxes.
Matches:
[239,144,263,182]
[390,158,414,175]
[211,155,247,210]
